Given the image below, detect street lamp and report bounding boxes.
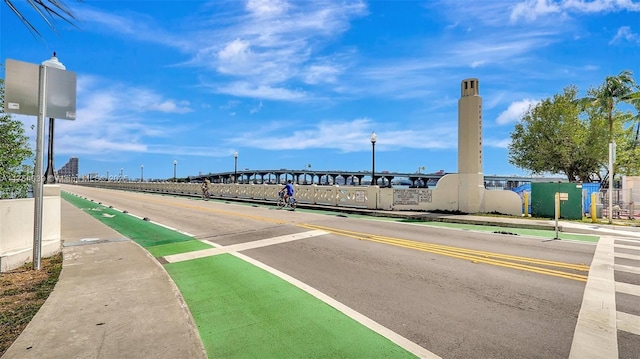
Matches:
[140,165,144,182]
[370,131,377,186]
[43,53,66,184]
[234,151,238,183]
[173,160,177,182]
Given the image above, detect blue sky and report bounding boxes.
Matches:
[2,0,639,181]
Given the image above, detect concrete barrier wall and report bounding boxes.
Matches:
[78,179,522,215]
[0,185,62,272]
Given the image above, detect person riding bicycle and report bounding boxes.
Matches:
[201,178,211,200]
[280,180,295,204]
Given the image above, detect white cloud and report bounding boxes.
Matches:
[49,75,193,156]
[510,0,640,22]
[228,118,458,152]
[510,0,561,22]
[610,26,640,44]
[496,99,539,125]
[246,0,289,18]
[215,81,307,100]
[484,137,512,149]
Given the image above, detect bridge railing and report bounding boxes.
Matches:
[77,181,381,210]
[71,179,523,216]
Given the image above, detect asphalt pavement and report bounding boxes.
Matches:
[3,194,639,359]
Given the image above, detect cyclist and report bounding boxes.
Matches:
[201,178,211,200]
[280,180,295,205]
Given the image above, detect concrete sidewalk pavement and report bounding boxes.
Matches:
[2,200,207,359]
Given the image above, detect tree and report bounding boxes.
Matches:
[509,86,605,182]
[615,99,640,176]
[587,70,638,142]
[577,71,640,179]
[0,78,34,199]
[3,0,80,38]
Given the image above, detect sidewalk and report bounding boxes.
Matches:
[2,200,207,359]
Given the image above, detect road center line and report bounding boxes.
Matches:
[163,230,328,263]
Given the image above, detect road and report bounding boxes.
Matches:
[60,185,638,358]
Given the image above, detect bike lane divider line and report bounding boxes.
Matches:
[163,230,328,263]
[233,251,441,359]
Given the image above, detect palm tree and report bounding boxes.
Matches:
[577,70,639,223]
[3,0,80,38]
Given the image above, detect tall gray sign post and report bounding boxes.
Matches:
[5,56,76,270]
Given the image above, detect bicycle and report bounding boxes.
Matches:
[277,191,297,210]
[201,186,210,201]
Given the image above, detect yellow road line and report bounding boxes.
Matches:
[85,189,589,282]
[301,223,589,282]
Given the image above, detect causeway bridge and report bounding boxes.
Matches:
[188,169,533,190]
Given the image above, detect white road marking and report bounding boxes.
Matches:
[615,244,640,251]
[616,281,640,297]
[163,230,328,263]
[617,311,640,336]
[165,228,440,358]
[232,251,442,359]
[615,264,640,275]
[569,236,618,359]
[615,252,640,261]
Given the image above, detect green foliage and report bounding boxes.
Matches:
[0,78,34,199]
[510,71,640,180]
[509,86,602,182]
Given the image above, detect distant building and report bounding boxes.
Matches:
[57,157,78,178]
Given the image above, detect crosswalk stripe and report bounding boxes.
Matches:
[615,252,640,261]
[617,311,640,336]
[616,281,640,297]
[615,244,640,251]
[615,264,640,275]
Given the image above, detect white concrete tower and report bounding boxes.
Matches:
[457,78,484,213]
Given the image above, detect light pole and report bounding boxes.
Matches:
[42,53,66,184]
[120,168,123,181]
[173,160,177,182]
[608,143,615,224]
[370,131,377,186]
[234,151,238,183]
[141,165,144,182]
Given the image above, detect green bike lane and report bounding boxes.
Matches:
[62,192,421,358]
[62,192,598,358]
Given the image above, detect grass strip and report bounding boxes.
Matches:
[399,220,599,242]
[165,254,416,359]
